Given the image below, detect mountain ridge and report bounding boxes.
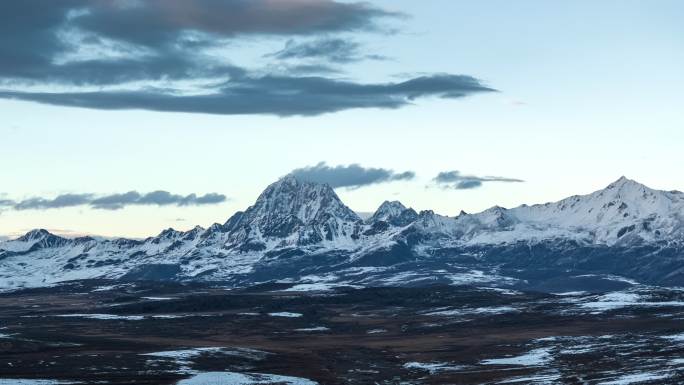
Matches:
[2,175,684,290]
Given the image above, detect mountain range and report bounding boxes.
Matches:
[2,175,684,291]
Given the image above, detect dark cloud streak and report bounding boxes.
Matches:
[267,38,386,63]
[434,171,524,190]
[0,74,495,116]
[5,191,227,211]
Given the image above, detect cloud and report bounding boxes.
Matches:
[0,74,495,116]
[13,193,94,210]
[290,162,415,189]
[0,1,497,116]
[433,171,524,190]
[267,38,386,63]
[5,191,227,211]
[72,0,397,47]
[0,199,15,207]
[0,0,394,75]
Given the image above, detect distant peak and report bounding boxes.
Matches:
[157,228,180,238]
[368,200,416,226]
[607,176,641,188]
[484,205,508,213]
[378,200,407,211]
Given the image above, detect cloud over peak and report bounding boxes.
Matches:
[289,162,415,189]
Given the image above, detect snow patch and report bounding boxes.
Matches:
[268,312,302,318]
[481,348,552,366]
[56,314,144,321]
[403,361,465,374]
[176,371,317,385]
[597,371,673,384]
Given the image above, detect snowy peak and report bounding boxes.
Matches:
[249,175,360,224]
[368,200,418,227]
[16,229,54,242]
[222,175,362,249]
[2,229,70,253]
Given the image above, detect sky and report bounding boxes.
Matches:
[1,0,683,239]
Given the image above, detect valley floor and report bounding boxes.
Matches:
[1,280,684,384]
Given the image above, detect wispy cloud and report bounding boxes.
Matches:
[266,38,387,63]
[290,162,415,189]
[1,191,227,211]
[433,170,524,190]
[0,74,495,116]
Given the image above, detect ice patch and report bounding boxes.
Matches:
[176,371,317,385]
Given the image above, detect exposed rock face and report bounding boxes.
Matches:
[223,175,362,249]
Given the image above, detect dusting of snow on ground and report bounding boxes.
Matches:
[283,283,360,292]
[426,306,518,317]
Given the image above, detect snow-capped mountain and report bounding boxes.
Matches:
[221,175,363,250]
[1,176,684,290]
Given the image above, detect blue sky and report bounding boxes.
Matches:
[1,0,682,238]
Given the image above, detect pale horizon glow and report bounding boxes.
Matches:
[1,0,683,239]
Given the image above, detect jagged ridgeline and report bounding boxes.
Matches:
[2,176,684,291]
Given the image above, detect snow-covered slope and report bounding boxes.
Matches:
[1,176,683,290]
[407,176,684,246]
